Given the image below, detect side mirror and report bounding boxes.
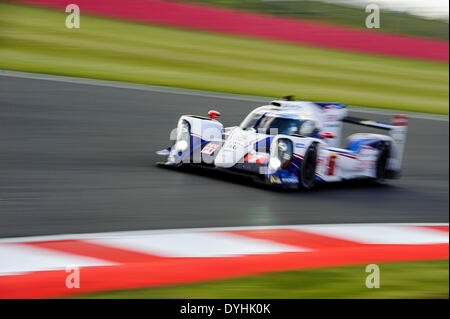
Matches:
[319,132,336,139]
[208,110,221,120]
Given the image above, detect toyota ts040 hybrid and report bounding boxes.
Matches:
[156,97,408,190]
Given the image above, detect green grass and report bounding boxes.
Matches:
[182,0,449,40]
[0,3,448,114]
[76,260,449,299]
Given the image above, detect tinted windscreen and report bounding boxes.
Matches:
[255,116,304,135]
[240,112,264,130]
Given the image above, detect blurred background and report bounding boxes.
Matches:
[0,0,448,113]
[0,0,448,299]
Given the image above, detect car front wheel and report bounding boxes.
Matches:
[299,143,317,190]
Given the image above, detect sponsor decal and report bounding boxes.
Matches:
[357,146,377,170]
[223,138,248,151]
[358,160,376,170]
[324,114,341,122]
[281,176,299,184]
[295,143,305,149]
[327,153,337,176]
[245,153,269,164]
[201,143,220,155]
[269,176,282,184]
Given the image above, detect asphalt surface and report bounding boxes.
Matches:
[0,75,448,238]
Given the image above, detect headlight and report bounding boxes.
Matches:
[175,140,189,151]
[269,139,292,172]
[278,139,292,167]
[278,141,291,161]
[176,120,190,151]
[269,157,281,171]
[178,121,190,137]
[278,141,288,152]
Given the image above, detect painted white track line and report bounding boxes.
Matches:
[0,223,446,298]
[0,222,447,244]
[90,232,307,258]
[1,70,448,122]
[0,243,114,276]
[0,223,447,276]
[296,225,449,245]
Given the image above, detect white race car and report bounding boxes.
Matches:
[157,96,408,189]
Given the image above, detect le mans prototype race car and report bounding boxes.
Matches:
[157,96,408,189]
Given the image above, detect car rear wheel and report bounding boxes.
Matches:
[299,143,317,190]
[375,142,390,183]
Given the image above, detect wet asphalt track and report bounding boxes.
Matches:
[0,74,448,238]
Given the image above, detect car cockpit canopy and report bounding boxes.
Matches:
[240,110,319,137]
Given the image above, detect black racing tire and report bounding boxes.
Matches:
[375,141,390,183]
[299,143,318,190]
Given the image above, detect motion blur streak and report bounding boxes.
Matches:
[15,0,449,61]
[0,75,448,239]
[0,224,447,298]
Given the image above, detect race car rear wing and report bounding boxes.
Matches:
[344,114,408,171]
